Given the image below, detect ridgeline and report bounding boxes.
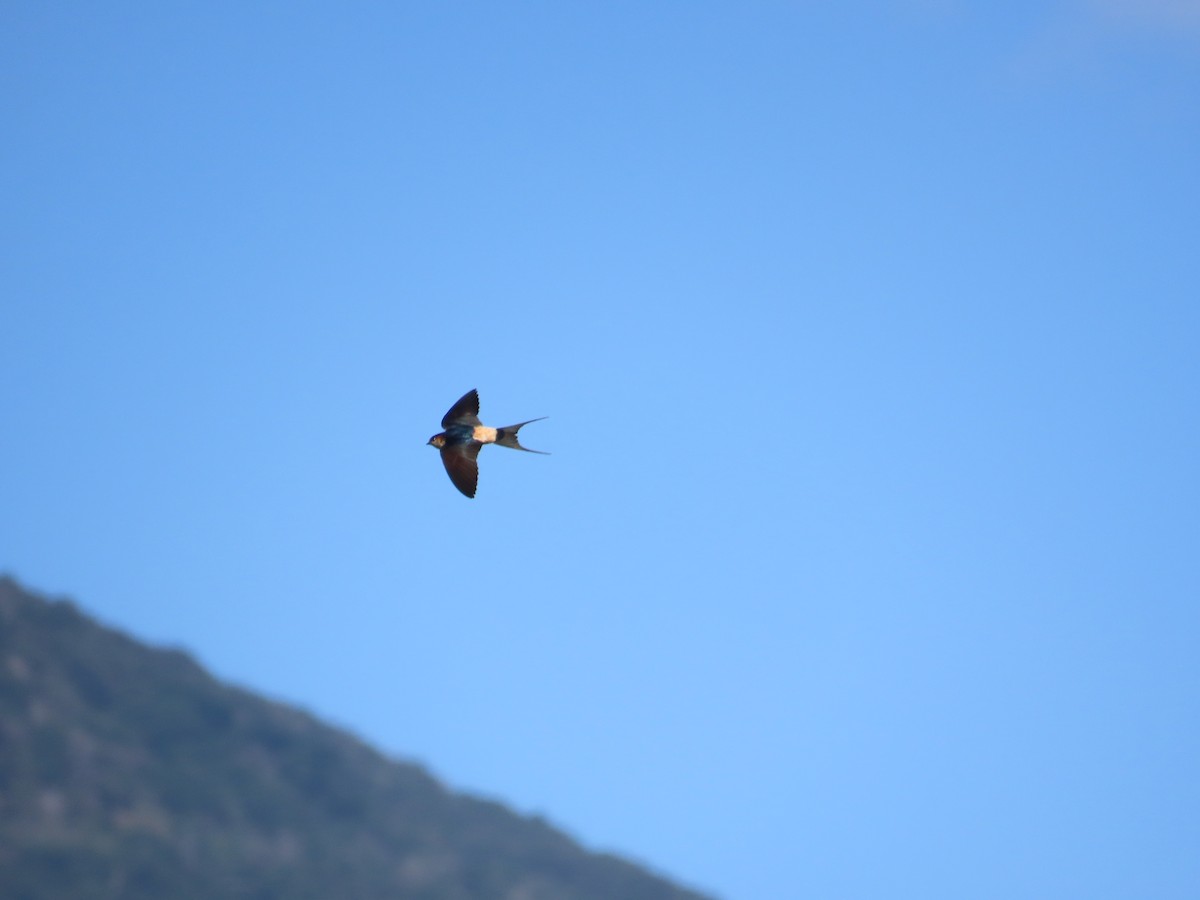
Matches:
[0,577,713,900]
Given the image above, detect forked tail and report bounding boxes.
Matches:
[495,418,549,453]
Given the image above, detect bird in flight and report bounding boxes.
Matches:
[427,389,547,498]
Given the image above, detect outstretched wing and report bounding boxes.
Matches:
[440,441,482,498]
[442,389,481,428]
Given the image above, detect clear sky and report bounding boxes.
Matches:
[3,3,1199,898]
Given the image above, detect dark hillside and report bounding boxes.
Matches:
[0,577,713,900]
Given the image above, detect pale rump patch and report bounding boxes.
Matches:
[473,425,498,444]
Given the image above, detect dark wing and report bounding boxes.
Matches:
[440,442,482,498]
[442,389,481,428]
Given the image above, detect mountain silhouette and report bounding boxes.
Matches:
[0,576,714,900]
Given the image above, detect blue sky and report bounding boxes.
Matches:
[3,3,1198,897]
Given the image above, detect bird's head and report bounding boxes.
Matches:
[427,434,446,449]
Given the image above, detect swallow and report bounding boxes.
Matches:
[427,389,547,498]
